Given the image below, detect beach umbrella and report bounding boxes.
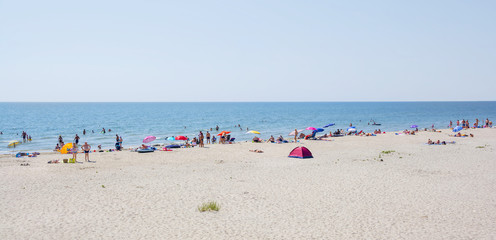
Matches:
[306,127,317,131]
[323,123,335,128]
[453,126,463,132]
[175,136,187,141]
[410,125,418,128]
[143,136,156,143]
[316,128,325,132]
[246,130,261,134]
[347,127,357,132]
[289,129,304,136]
[59,143,73,154]
[217,131,231,136]
[166,136,175,141]
[7,140,21,148]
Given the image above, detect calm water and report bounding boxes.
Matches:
[1,102,495,153]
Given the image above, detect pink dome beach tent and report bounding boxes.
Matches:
[288,146,313,159]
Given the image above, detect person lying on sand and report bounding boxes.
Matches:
[249,149,264,153]
[317,134,328,140]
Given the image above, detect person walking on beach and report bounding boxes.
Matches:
[206,131,211,144]
[74,134,80,145]
[81,142,91,162]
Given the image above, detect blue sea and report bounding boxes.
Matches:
[1,102,495,154]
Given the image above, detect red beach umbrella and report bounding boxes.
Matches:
[217,131,231,136]
[175,136,187,140]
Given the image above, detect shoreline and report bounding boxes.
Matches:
[1,127,492,156]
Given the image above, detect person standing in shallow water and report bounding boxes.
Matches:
[206,131,211,144]
[74,134,80,145]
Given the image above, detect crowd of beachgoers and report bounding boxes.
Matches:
[3,118,493,159]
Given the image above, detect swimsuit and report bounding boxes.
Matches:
[84,150,89,153]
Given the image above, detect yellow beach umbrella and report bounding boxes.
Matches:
[59,143,73,154]
[7,140,21,148]
[247,130,261,134]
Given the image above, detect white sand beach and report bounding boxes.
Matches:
[1,128,495,239]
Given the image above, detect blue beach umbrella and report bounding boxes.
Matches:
[347,127,357,132]
[323,123,335,128]
[166,136,175,141]
[452,126,463,132]
[316,128,325,132]
[411,125,418,128]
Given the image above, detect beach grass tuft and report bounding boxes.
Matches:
[476,145,486,148]
[381,150,395,154]
[198,201,220,212]
[101,185,105,188]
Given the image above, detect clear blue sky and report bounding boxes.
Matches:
[1,0,495,102]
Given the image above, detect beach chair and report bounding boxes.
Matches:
[228,138,236,144]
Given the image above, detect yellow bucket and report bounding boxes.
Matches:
[69,158,75,163]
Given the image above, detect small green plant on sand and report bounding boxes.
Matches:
[101,185,105,188]
[476,146,485,148]
[381,150,395,154]
[198,201,220,212]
